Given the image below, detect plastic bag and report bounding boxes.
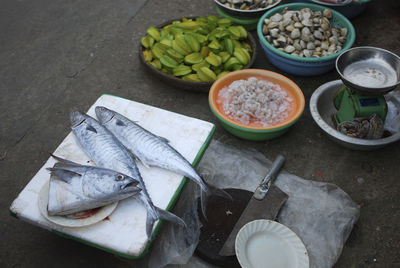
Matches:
[195,140,360,268]
[125,140,359,268]
[384,90,400,134]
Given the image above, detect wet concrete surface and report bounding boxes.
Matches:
[1,0,400,267]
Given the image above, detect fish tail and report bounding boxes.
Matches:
[199,182,232,220]
[155,207,186,228]
[144,206,186,239]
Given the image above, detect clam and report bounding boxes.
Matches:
[313,30,323,40]
[300,40,306,49]
[321,18,330,31]
[293,40,302,51]
[290,28,301,39]
[341,27,348,37]
[284,45,296,53]
[271,13,283,22]
[307,42,315,50]
[286,24,295,32]
[262,7,347,58]
[294,22,304,28]
[263,25,269,35]
[270,28,280,38]
[277,35,287,46]
[323,9,332,19]
[321,41,329,50]
[268,21,279,29]
[303,49,312,57]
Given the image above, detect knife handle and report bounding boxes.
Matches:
[254,155,285,200]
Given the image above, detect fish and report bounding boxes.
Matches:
[47,155,141,216]
[95,106,231,218]
[70,111,185,238]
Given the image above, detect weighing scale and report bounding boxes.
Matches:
[333,47,400,128]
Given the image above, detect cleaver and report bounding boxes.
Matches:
[219,155,288,256]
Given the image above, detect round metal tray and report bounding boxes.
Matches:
[310,80,400,150]
[336,46,400,94]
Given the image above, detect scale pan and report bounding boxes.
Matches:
[336,46,400,94]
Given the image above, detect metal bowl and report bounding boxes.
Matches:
[309,0,352,6]
[293,0,371,19]
[214,0,282,19]
[310,80,400,150]
[336,47,400,95]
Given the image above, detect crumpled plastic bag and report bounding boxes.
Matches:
[384,90,400,134]
[124,140,360,268]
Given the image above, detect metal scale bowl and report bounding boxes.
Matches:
[310,47,400,150]
[333,47,400,125]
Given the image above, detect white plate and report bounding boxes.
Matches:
[38,181,118,228]
[235,220,309,268]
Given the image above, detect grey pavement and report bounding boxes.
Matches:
[1,0,400,267]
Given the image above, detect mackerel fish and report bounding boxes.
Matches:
[70,111,185,238]
[95,106,231,218]
[47,155,141,216]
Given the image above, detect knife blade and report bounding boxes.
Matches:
[218,155,288,256]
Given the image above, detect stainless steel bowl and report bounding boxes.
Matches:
[336,46,400,95]
[214,0,282,18]
[310,80,400,150]
[310,0,352,6]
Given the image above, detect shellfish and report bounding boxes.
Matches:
[262,8,348,58]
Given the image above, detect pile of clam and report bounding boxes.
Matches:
[262,7,348,58]
[218,0,279,11]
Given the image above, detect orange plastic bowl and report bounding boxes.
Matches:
[209,69,305,140]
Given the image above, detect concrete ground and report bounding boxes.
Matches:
[1,0,399,267]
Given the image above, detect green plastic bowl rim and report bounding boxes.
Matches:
[209,100,304,134]
[257,3,356,63]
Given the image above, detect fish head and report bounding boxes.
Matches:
[95,106,114,124]
[116,173,141,195]
[82,170,141,200]
[70,111,88,128]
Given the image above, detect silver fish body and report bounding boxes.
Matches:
[95,106,231,217]
[95,107,207,190]
[47,156,140,216]
[70,111,185,237]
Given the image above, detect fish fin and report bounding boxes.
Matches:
[47,167,81,183]
[130,153,151,169]
[115,119,126,126]
[86,125,97,133]
[145,212,157,239]
[137,157,151,169]
[50,154,82,166]
[157,135,170,143]
[156,207,186,228]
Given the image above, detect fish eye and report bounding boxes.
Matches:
[116,174,124,181]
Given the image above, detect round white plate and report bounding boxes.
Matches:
[235,220,309,268]
[38,181,118,228]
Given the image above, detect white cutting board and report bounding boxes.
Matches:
[10,94,215,258]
